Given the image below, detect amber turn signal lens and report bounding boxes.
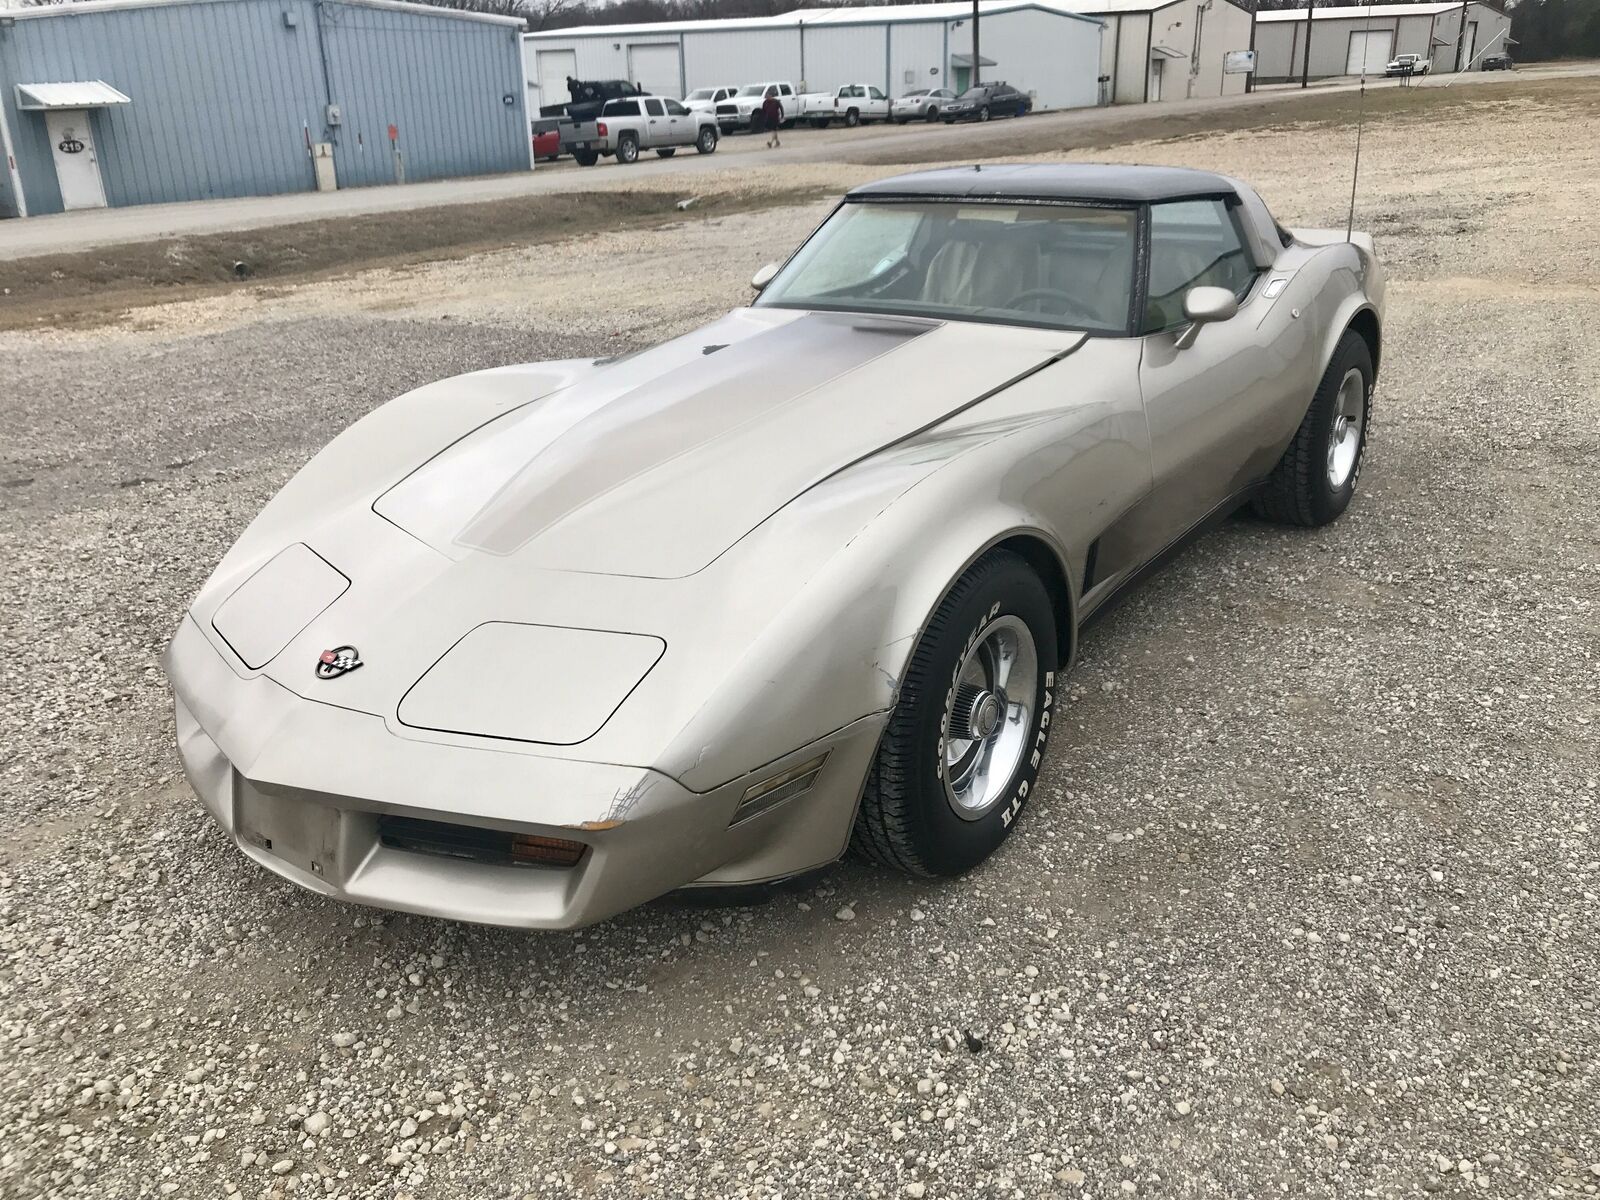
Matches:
[510,834,587,868]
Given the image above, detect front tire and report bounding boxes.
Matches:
[1252,330,1374,527]
[852,550,1058,877]
[978,105,991,122]
[696,126,718,154]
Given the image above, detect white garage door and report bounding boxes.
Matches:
[536,49,578,110]
[628,43,683,100]
[1346,29,1394,76]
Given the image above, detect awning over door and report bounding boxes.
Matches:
[950,53,997,68]
[14,81,132,111]
[1150,45,1188,60]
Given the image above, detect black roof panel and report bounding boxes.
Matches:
[847,163,1242,204]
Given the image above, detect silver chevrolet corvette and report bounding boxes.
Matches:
[167,164,1384,929]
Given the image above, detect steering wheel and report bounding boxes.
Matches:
[1004,288,1102,323]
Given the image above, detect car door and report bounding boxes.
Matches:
[867,85,888,119]
[1136,197,1296,549]
[642,97,666,146]
[662,98,692,144]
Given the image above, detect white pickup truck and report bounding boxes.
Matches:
[797,84,892,128]
[566,94,719,166]
[715,82,796,133]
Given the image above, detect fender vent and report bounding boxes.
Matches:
[1082,538,1101,593]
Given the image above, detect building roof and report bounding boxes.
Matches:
[847,163,1242,204]
[1257,3,1474,22]
[4,0,525,28]
[527,0,1104,40]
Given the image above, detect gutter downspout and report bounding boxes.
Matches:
[0,91,26,218]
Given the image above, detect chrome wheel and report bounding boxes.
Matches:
[942,615,1038,820]
[1327,367,1365,489]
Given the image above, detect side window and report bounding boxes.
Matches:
[869,86,886,100]
[644,98,664,117]
[779,84,793,96]
[664,99,687,116]
[1144,199,1258,332]
[764,85,777,98]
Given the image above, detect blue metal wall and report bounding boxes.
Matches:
[0,0,529,218]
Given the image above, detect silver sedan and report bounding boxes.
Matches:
[166,164,1384,929]
[891,87,957,123]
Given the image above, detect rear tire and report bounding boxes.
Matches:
[811,118,830,129]
[616,133,639,164]
[655,147,676,158]
[926,107,939,122]
[573,150,599,167]
[1252,330,1374,527]
[852,550,1058,878]
[845,107,860,127]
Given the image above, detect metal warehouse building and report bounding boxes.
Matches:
[524,1,1107,115]
[0,0,532,219]
[1081,0,1254,105]
[1254,2,1513,82]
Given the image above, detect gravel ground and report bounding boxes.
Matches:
[2,80,1597,1200]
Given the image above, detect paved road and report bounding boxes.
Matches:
[1,63,1592,261]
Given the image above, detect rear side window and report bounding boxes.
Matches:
[604,100,641,117]
[1144,199,1257,331]
[644,98,664,116]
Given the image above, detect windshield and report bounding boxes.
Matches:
[756,200,1137,334]
[686,89,715,100]
[737,85,767,97]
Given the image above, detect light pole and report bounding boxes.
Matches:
[972,0,981,86]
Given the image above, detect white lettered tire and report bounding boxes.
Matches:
[852,549,1057,876]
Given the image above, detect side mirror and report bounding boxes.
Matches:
[1173,285,1239,350]
[751,262,781,293]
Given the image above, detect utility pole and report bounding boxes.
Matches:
[1300,0,1314,89]
[1454,0,1470,71]
[972,0,981,86]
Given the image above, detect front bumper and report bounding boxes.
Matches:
[167,615,884,929]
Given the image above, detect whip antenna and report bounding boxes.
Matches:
[1346,1,1375,241]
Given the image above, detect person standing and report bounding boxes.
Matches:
[762,91,784,149]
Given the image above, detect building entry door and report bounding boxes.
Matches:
[1148,58,1164,101]
[45,109,107,210]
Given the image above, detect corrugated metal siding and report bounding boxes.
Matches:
[887,22,945,97]
[0,0,527,217]
[976,8,1100,109]
[319,1,527,187]
[683,28,802,91]
[801,25,890,93]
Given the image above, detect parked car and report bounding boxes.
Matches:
[682,86,737,114]
[532,117,562,163]
[1384,53,1431,77]
[168,163,1386,930]
[940,82,1031,123]
[798,83,891,128]
[717,82,796,132]
[1480,53,1514,71]
[892,87,957,124]
[565,95,719,166]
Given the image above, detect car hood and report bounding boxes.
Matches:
[373,307,1079,579]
